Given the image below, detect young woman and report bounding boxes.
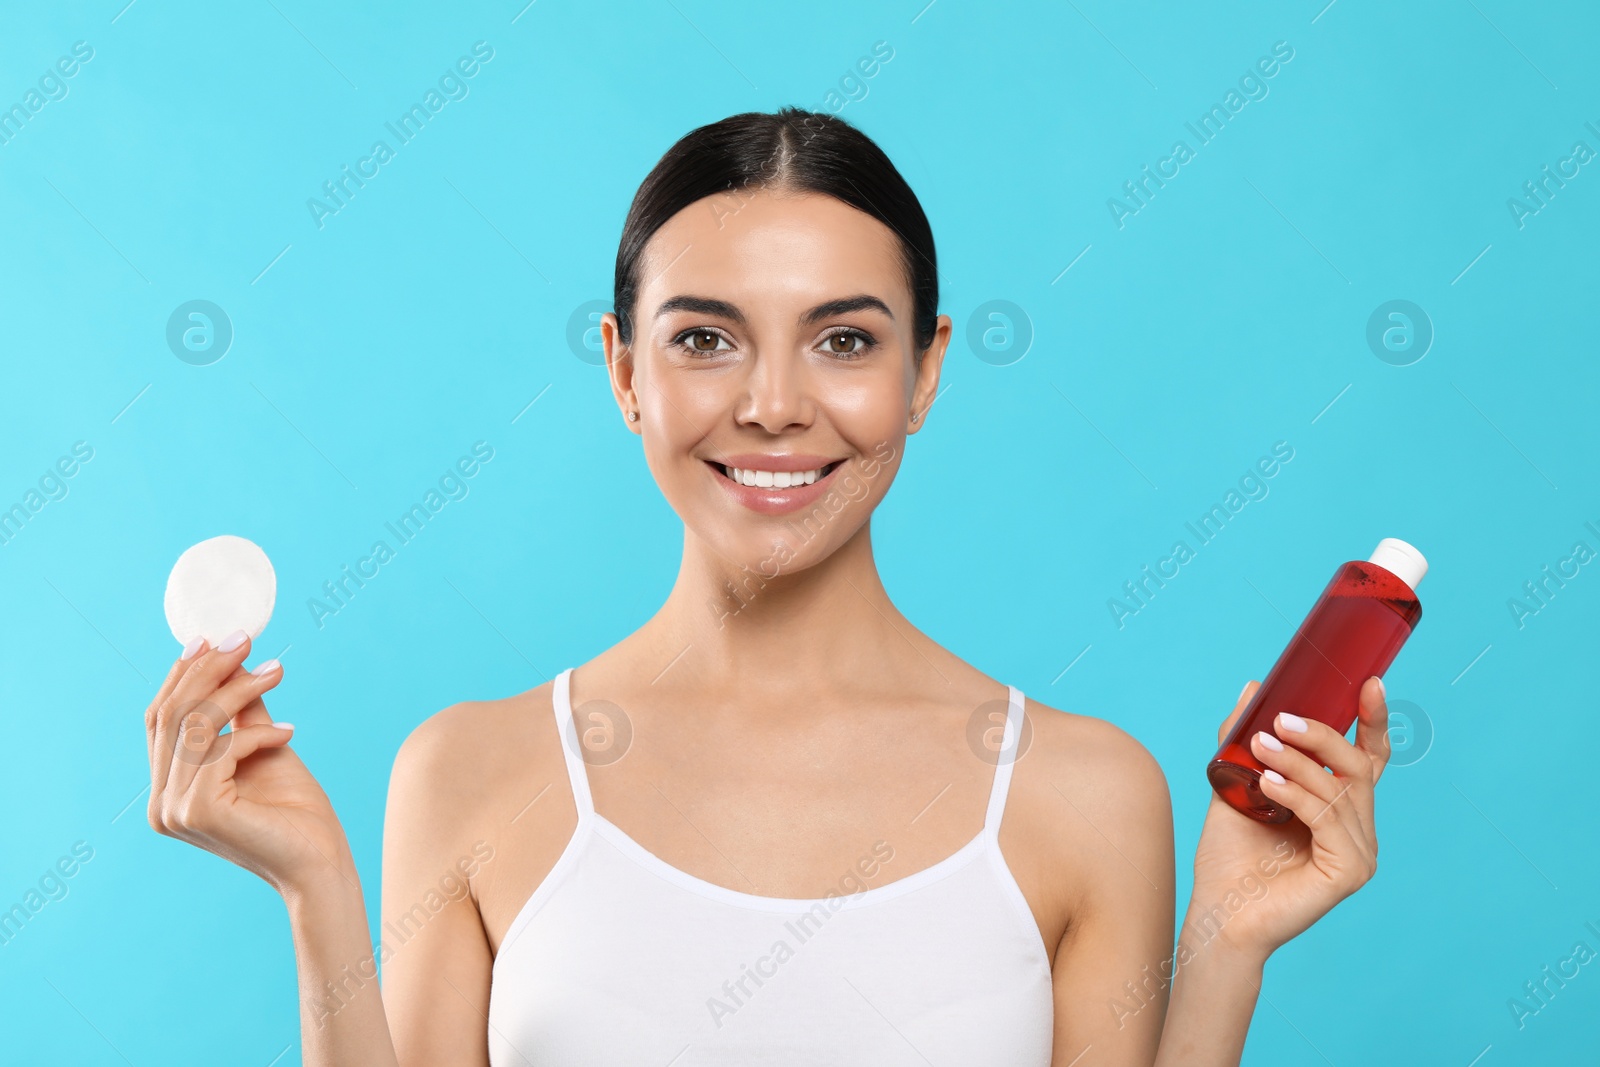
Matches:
[144,108,1391,1066]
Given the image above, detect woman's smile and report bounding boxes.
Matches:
[704,453,848,515]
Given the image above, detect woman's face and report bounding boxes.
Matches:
[603,187,950,578]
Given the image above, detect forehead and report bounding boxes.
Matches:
[636,188,907,315]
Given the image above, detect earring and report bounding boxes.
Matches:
[910,410,920,423]
[627,411,639,422]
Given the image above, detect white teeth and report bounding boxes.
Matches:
[723,464,831,488]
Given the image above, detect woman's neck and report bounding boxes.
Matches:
[629,521,936,698]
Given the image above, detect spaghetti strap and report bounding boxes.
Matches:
[489,670,1057,1065]
[551,667,594,819]
[982,684,1026,839]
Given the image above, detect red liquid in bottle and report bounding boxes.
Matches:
[1208,544,1424,824]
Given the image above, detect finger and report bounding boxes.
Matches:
[1270,709,1379,841]
[146,637,209,764]
[163,723,296,853]
[151,630,255,811]
[207,665,273,728]
[1268,713,1374,782]
[165,631,258,727]
[1251,729,1372,852]
[221,660,283,730]
[1257,767,1375,888]
[230,694,274,731]
[234,648,288,730]
[154,637,207,704]
[165,659,284,796]
[1352,677,1392,785]
[1218,680,1259,744]
[1250,728,1340,807]
[203,722,296,788]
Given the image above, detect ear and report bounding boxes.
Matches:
[602,312,640,434]
[907,314,953,433]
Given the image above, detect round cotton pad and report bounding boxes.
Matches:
[164,535,277,646]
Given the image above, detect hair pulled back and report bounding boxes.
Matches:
[613,107,938,358]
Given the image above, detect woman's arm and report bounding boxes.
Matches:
[1024,713,1176,1067]
[278,700,522,1066]
[275,701,506,1066]
[1149,906,1265,1066]
[1042,790,1270,1067]
[283,871,401,1067]
[376,704,500,1064]
[1036,674,1389,1066]
[143,637,503,1065]
[1153,676,1391,1066]
[143,634,401,1066]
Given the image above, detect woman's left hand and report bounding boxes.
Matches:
[1187,677,1391,962]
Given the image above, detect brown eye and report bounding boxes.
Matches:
[821,329,875,359]
[673,328,731,355]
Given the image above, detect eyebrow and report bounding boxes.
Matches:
[653,294,894,328]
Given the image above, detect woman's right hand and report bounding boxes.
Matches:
[145,631,355,899]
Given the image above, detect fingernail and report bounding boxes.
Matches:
[272,721,294,731]
[1256,730,1284,752]
[1261,769,1286,785]
[1375,676,1386,698]
[1277,712,1309,733]
[181,636,206,661]
[219,629,249,653]
[251,659,281,677]
[1238,681,1251,702]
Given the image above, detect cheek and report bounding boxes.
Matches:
[638,369,727,480]
[651,370,732,421]
[824,375,889,414]
[816,365,905,430]
[644,367,730,443]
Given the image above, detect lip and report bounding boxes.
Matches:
[717,453,841,472]
[704,455,847,516]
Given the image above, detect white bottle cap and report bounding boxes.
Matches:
[1368,537,1427,592]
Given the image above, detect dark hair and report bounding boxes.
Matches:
[613,107,938,358]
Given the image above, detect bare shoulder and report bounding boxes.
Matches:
[390,680,575,829]
[385,681,576,890]
[1016,694,1171,819]
[378,683,573,1056]
[1000,693,1176,924]
[384,679,585,954]
[924,650,1171,840]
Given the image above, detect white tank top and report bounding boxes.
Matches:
[486,667,1055,1065]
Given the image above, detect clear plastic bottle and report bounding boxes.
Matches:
[1208,538,1427,824]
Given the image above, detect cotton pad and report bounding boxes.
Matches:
[164,535,276,646]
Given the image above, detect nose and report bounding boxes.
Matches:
[735,348,812,433]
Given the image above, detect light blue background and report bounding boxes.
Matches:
[2,0,1595,1062]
